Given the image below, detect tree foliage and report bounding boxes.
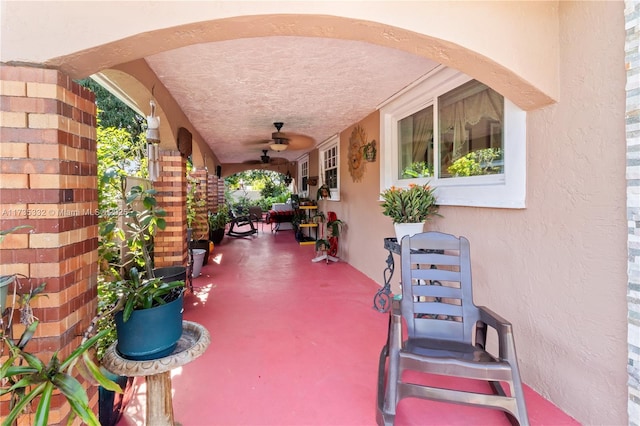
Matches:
[77,78,145,141]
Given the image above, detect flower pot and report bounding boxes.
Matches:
[153,266,187,283]
[394,222,425,243]
[115,291,184,361]
[99,370,134,426]
[0,275,15,314]
[209,228,225,245]
[191,248,206,278]
[190,239,210,265]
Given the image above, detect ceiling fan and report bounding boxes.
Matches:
[246,122,315,152]
[243,150,289,166]
[270,122,289,152]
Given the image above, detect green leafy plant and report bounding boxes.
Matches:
[96,176,185,358]
[314,215,343,251]
[447,148,503,177]
[107,267,184,323]
[401,161,433,179]
[208,205,230,231]
[100,177,167,279]
[317,184,331,200]
[362,140,377,161]
[380,183,441,224]
[0,321,121,426]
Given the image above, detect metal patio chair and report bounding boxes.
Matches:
[376,231,529,426]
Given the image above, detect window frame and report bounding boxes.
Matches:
[297,154,309,197]
[379,66,526,209]
[317,134,340,201]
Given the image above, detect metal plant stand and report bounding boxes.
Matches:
[373,238,400,313]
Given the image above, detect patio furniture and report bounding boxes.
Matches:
[248,205,265,232]
[226,204,258,238]
[376,231,529,426]
[267,202,295,232]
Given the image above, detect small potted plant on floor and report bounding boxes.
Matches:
[208,204,229,245]
[187,174,210,265]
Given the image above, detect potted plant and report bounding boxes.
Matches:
[313,212,344,263]
[380,183,441,241]
[208,204,229,245]
[1,321,122,426]
[362,139,377,162]
[99,177,186,361]
[187,175,210,266]
[317,184,331,200]
[315,213,343,250]
[1,277,122,426]
[108,268,184,360]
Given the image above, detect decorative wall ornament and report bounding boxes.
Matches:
[363,139,377,162]
[348,124,367,182]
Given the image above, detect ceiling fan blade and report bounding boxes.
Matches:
[285,133,315,150]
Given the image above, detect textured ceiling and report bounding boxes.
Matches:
[145,36,438,164]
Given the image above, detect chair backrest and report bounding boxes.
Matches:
[248,206,262,218]
[400,231,480,344]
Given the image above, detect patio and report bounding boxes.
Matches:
[117,228,578,426]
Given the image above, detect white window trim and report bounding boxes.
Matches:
[296,154,309,197]
[379,66,526,209]
[317,134,340,201]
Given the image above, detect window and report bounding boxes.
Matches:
[317,135,340,201]
[381,66,526,208]
[438,80,504,178]
[297,154,309,196]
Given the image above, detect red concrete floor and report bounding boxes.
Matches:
[117,227,579,426]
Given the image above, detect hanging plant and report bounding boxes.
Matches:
[317,184,331,200]
[362,140,377,162]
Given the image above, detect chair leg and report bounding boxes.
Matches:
[376,345,394,426]
[383,311,402,417]
[510,373,530,426]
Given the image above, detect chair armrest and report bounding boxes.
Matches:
[477,305,511,331]
[477,306,518,361]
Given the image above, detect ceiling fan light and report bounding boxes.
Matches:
[270,143,288,152]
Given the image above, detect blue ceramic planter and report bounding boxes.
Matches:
[115,291,184,361]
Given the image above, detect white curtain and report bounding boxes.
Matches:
[440,89,503,160]
[411,108,433,163]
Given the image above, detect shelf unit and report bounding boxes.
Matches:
[297,205,318,246]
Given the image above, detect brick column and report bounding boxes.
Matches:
[207,173,217,212]
[154,150,186,267]
[217,176,225,206]
[0,65,98,424]
[206,173,225,212]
